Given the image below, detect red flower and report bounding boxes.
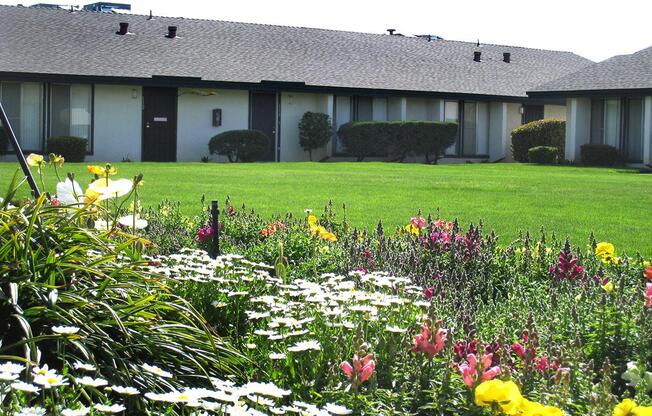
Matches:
[423,287,435,300]
[412,321,447,359]
[644,267,652,281]
[512,342,525,359]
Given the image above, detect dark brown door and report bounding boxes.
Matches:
[142,87,177,161]
[250,92,277,161]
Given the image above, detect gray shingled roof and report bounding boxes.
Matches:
[531,46,652,94]
[0,5,592,98]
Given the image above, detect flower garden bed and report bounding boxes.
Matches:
[0,156,651,415]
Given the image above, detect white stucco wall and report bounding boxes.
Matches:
[565,98,591,161]
[487,101,520,162]
[89,84,142,162]
[176,89,249,162]
[544,104,566,120]
[279,92,331,161]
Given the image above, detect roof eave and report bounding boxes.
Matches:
[528,87,652,99]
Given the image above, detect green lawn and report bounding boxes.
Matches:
[1,161,650,254]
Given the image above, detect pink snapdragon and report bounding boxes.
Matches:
[645,283,652,308]
[341,352,376,389]
[412,320,447,359]
[410,216,426,230]
[458,353,501,388]
[550,241,584,280]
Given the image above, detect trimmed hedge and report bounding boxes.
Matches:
[511,119,565,162]
[337,121,458,163]
[46,136,88,162]
[580,144,622,166]
[0,127,7,155]
[528,146,558,164]
[298,112,332,161]
[208,129,269,162]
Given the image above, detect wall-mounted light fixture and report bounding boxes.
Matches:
[131,88,138,99]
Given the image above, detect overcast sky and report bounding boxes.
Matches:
[5,0,650,62]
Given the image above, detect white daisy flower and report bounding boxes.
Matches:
[385,325,407,333]
[324,403,353,415]
[268,352,287,360]
[0,371,19,381]
[243,382,290,399]
[61,406,90,416]
[33,373,68,388]
[109,385,140,395]
[11,381,40,393]
[75,376,108,387]
[141,363,172,378]
[14,406,47,416]
[0,362,24,374]
[52,325,80,335]
[73,362,96,372]
[93,403,126,414]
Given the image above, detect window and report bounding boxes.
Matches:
[50,84,92,145]
[603,98,620,147]
[352,96,373,121]
[462,101,477,155]
[626,98,643,162]
[444,101,459,155]
[0,82,44,151]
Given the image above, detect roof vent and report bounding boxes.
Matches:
[473,51,481,62]
[116,22,129,35]
[165,26,177,38]
[387,28,396,36]
[503,52,511,63]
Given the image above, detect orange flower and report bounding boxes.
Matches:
[644,267,652,281]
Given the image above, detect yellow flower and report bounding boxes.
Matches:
[634,407,652,416]
[26,153,44,167]
[320,231,337,242]
[87,178,133,201]
[475,380,523,415]
[596,242,615,258]
[87,165,104,175]
[404,224,419,235]
[519,399,564,416]
[602,281,615,294]
[87,164,117,176]
[614,399,639,416]
[310,224,326,236]
[307,215,318,226]
[49,154,65,167]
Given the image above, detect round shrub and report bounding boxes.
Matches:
[511,119,565,162]
[338,121,458,162]
[528,146,558,164]
[580,144,623,166]
[337,122,387,161]
[298,112,332,161]
[46,136,88,162]
[0,127,8,155]
[208,130,270,162]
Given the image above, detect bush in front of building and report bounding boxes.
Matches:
[527,146,558,164]
[409,122,458,163]
[580,144,623,166]
[298,112,333,161]
[46,136,88,162]
[511,119,565,162]
[208,129,269,162]
[337,122,387,161]
[0,127,8,155]
[337,121,458,162]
